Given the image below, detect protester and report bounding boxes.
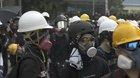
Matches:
[102,22,140,78]
[62,21,110,78]
[7,11,53,78]
[97,19,118,71]
[49,14,69,78]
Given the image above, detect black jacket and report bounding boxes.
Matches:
[97,47,118,71]
[62,56,110,78]
[7,44,47,78]
[101,69,130,78]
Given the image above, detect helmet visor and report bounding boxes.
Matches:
[57,21,67,29]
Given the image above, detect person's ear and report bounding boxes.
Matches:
[114,47,121,56]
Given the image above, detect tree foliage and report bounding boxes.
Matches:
[108,0,123,15]
[94,0,123,15]
[22,0,66,19]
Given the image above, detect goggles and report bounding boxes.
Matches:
[120,41,140,51]
[79,34,94,43]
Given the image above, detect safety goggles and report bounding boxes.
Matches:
[79,34,94,43]
[120,41,140,51]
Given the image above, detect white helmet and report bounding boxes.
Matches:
[18,11,53,32]
[117,19,125,23]
[97,16,109,26]
[42,12,50,18]
[99,19,118,34]
[69,16,81,23]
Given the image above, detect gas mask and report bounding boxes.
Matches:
[78,34,95,57]
[87,47,97,57]
[78,34,95,51]
[117,41,140,70]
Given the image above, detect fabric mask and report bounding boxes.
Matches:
[117,55,133,69]
[118,47,140,70]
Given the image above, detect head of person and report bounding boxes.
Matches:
[97,16,109,27]
[109,15,117,21]
[68,21,95,57]
[9,16,20,33]
[54,14,68,32]
[113,22,140,70]
[18,11,53,52]
[69,16,81,24]
[99,19,118,47]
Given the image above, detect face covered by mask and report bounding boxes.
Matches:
[117,41,140,70]
[78,34,95,58]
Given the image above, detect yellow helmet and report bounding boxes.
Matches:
[80,14,90,21]
[109,15,117,21]
[113,22,140,47]
[7,43,18,55]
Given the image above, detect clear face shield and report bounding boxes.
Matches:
[57,21,68,30]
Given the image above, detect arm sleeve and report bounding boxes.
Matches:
[100,59,110,77]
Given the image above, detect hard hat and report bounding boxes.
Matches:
[69,16,81,23]
[54,14,68,29]
[97,16,109,26]
[42,12,50,18]
[113,22,140,47]
[68,21,93,41]
[7,43,18,55]
[117,19,125,23]
[129,20,139,27]
[18,11,53,32]
[55,14,67,23]
[109,15,117,21]
[80,14,90,21]
[99,19,118,34]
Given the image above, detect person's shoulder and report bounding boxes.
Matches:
[93,56,107,64]
[92,56,109,70]
[19,55,40,69]
[101,69,127,78]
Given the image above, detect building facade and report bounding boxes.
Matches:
[123,0,140,13]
